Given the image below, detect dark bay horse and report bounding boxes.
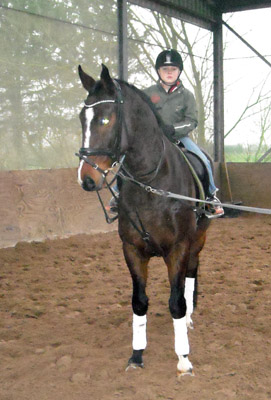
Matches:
[77,64,210,377]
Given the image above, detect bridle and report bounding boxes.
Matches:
[76,80,125,168]
[75,80,126,223]
[76,79,166,181]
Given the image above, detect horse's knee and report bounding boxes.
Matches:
[132,292,148,316]
[169,288,186,319]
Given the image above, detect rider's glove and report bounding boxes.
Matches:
[163,124,175,140]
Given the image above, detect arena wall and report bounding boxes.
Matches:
[218,163,271,208]
[0,164,270,248]
[0,168,116,249]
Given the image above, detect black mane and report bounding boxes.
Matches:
[117,80,169,137]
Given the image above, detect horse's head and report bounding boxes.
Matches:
[77,64,125,191]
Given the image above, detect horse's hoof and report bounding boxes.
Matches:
[186,314,194,329]
[125,361,144,371]
[177,355,194,378]
[177,368,194,378]
[125,350,144,371]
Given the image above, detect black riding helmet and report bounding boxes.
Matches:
[155,49,183,86]
[155,49,183,72]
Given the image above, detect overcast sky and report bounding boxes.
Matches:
[223,8,271,146]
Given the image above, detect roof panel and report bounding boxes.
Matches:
[217,0,271,13]
[130,0,271,30]
[129,0,219,30]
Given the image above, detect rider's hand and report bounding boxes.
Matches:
[163,124,175,140]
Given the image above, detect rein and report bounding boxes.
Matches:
[116,170,271,215]
[121,138,166,184]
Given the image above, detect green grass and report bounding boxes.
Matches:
[225,144,271,162]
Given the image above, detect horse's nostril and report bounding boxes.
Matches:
[82,176,96,191]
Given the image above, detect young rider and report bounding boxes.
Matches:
[108,49,224,217]
[145,49,223,217]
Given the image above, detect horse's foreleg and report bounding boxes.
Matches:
[126,314,147,370]
[173,318,194,377]
[123,242,149,370]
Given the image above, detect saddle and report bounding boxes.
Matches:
[177,146,210,201]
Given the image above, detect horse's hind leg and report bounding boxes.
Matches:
[123,242,150,370]
[165,242,194,377]
[185,218,209,329]
[184,276,196,329]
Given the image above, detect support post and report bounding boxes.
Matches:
[117,0,128,81]
[213,17,224,163]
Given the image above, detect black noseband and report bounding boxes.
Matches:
[78,147,115,158]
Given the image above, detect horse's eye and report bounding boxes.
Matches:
[99,117,110,126]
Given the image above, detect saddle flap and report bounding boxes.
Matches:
[180,148,210,199]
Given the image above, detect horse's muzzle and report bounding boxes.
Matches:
[82,176,98,191]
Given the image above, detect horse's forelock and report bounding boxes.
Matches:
[89,80,103,96]
[87,80,115,100]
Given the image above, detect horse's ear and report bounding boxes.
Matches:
[100,64,115,94]
[78,65,95,92]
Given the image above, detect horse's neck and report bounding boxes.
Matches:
[125,116,164,178]
[121,87,164,177]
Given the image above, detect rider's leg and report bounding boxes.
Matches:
[106,183,119,214]
[112,183,119,196]
[179,137,216,195]
[179,137,224,217]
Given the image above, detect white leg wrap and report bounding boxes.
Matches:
[173,317,190,356]
[184,277,195,328]
[132,314,147,350]
[184,277,195,315]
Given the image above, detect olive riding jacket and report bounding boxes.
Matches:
[144,81,198,140]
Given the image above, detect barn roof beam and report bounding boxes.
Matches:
[129,0,219,31]
[217,0,271,13]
